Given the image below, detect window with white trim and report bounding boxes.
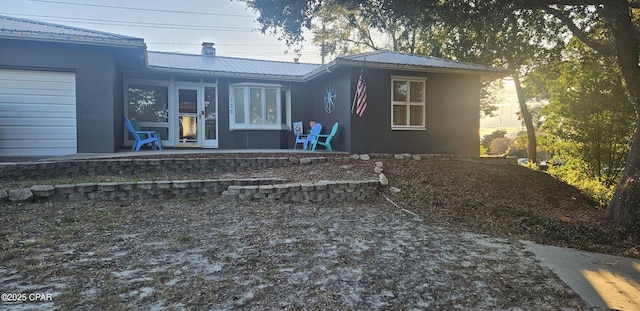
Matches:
[391,77,426,130]
[230,83,291,130]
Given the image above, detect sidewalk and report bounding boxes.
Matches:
[522,241,640,310]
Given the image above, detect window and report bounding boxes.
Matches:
[391,77,426,130]
[230,83,291,130]
[127,84,169,122]
[126,83,170,141]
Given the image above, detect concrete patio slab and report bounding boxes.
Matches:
[522,240,640,310]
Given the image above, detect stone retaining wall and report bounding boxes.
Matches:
[0,157,324,181]
[2,178,379,203]
[222,180,379,202]
[0,153,513,203]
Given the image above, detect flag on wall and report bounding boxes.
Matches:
[351,68,367,117]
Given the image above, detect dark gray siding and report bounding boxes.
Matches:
[0,39,137,153]
[289,82,314,148]
[308,69,352,152]
[347,68,481,155]
[426,74,481,155]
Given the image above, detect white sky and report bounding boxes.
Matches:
[3,0,523,136]
[2,0,325,63]
[480,79,525,138]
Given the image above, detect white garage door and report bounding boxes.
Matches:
[0,69,77,156]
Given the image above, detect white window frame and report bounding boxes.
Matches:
[391,76,427,130]
[124,80,172,144]
[229,82,291,130]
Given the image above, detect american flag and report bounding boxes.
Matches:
[353,68,367,117]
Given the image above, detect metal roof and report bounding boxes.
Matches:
[340,50,502,71]
[148,50,509,81]
[1,15,507,80]
[147,51,321,80]
[0,14,145,47]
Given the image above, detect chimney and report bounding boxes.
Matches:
[201,42,216,57]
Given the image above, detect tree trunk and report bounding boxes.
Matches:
[603,0,640,234]
[606,117,640,231]
[512,74,537,163]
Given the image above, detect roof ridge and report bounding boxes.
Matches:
[341,49,501,69]
[147,50,321,66]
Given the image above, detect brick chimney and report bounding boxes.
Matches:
[201,42,216,56]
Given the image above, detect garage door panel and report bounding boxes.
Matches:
[0,139,76,149]
[0,110,76,119]
[0,116,76,127]
[0,79,75,91]
[1,132,76,141]
[0,111,76,120]
[0,102,77,113]
[0,147,73,157]
[0,94,75,105]
[0,69,75,82]
[0,85,75,97]
[0,126,76,135]
[0,69,76,156]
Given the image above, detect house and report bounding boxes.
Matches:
[0,15,509,157]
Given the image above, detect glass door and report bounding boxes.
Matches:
[177,87,199,146]
[201,86,218,148]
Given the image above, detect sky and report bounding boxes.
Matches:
[480,79,526,138]
[3,0,524,137]
[2,0,325,63]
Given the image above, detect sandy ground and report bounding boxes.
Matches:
[0,197,587,310]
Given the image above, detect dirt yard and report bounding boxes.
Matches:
[1,154,635,309]
[1,198,585,310]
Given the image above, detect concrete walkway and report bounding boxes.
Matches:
[522,241,640,310]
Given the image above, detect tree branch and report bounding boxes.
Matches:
[542,7,615,55]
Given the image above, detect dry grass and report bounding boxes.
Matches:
[381,157,639,258]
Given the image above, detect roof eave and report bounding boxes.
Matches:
[0,32,146,48]
[304,59,511,81]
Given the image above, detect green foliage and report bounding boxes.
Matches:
[481,130,506,150]
[480,144,488,156]
[529,39,635,207]
[311,0,441,58]
[479,80,502,118]
[178,234,192,243]
[547,158,615,207]
[513,131,528,150]
[489,137,513,155]
[538,39,635,187]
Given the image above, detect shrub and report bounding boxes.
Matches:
[547,158,615,207]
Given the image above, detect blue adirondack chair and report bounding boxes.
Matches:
[125,117,163,151]
[311,122,338,152]
[294,123,322,150]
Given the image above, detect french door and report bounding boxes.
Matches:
[175,85,217,148]
[202,86,218,148]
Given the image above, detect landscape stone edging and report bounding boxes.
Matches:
[222,180,380,202]
[5,178,287,202]
[0,178,379,203]
[366,153,518,165]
